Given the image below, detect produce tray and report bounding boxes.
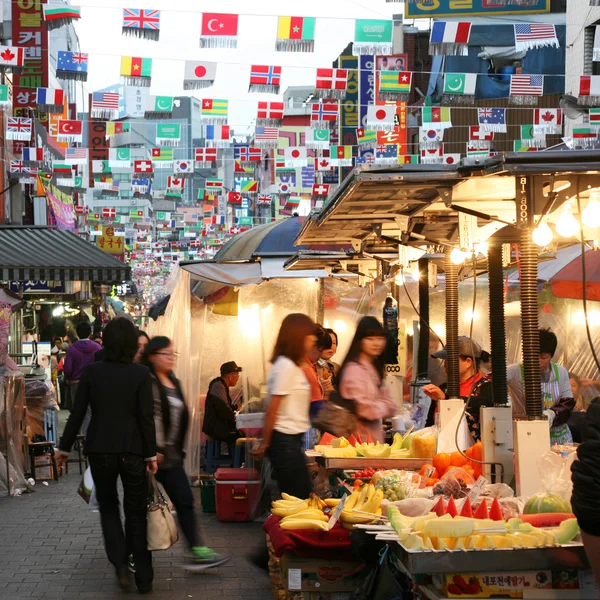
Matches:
[393,542,588,575]
[311,455,430,470]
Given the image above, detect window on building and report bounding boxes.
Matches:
[584,23,600,77]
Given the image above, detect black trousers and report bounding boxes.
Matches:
[156,463,202,549]
[88,453,153,586]
[268,430,312,499]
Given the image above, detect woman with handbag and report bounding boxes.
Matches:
[55,318,157,594]
[142,336,230,570]
[338,317,397,443]
[252,313,317,499]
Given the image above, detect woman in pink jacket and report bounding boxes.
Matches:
[338,317,397,443]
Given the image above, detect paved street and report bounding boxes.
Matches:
[0,474,272,600]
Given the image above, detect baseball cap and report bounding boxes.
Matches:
[221,361,242,376]
[431,336,484,360]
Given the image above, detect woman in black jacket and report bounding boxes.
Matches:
[56,318,157,594]
[142,336,230,570]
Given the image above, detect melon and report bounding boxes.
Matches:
[547,518,580,545]
[521,513,575,528]
[402,432,416,451]
[523,493,571,515]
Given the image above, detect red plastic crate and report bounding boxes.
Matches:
[214,468,261,522]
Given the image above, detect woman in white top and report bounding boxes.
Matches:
[253,313,317,499]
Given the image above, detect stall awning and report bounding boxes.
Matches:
[0,226,130,282]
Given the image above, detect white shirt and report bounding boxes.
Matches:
[266,356,311,435]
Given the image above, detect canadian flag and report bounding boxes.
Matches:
[167,177,184,190]
[227,191,242,203]
[312,183,330,196]
[316,68,347,91]
[102,207,116,218]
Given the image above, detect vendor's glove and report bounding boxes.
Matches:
[542,409,555,427]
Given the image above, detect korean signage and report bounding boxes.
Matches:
[338,56,359,148]
[97,226,125,261]
[12,0,49,120]
[9,281,66,294]
[405,0,550,18]
[88,113,110,188]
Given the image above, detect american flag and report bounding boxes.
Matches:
[65,147,88,161]
[255,127,279,141]
[92,91,120,110]
[510,75,543,96]
[123,8,161,30]
[514,24,556,44]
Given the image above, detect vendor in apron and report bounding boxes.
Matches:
[507,328,575,444]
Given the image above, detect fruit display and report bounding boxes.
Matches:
[374,471,414,502]
[339,482,384,529]
[348,467,380,479]
[523,492,571,515]
[313,433,413,459]
[411,428,438,459]
[271,492,331,530]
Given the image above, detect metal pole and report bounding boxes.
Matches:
[445,248,460,398]
[317,278,325,325]
[417,257,430,379]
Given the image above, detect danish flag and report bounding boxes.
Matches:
[316,68,348,91]
[102,207,116,218]
[195,147,217,163]
[257,101,284,120]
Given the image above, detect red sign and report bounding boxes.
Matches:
[88,117,109,188]
[12,0,49,117]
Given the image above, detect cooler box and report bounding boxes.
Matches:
[236,412,264,437]
[214,468,261,522]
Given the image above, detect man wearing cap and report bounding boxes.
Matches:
[202,362,242,443]
[423,336,493,441]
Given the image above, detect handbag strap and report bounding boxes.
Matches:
[148,473,167,504]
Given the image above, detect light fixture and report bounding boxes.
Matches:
[582,191,600,228]
[450,247,466,265]
[474,242,488,257]
[532,221,553,247]
[394,272,404,285]
[52,305,65,317]
[410,262,420,280]
[555,203,579,238]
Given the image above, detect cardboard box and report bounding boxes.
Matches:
[33,455,53,481]
[281,554,366,593]
[436,571,552,598]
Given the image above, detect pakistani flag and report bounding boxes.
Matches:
[442,73,477,103]
[145,95,174,119]
[306,128,330,149]
[520,125,546,149]
[156,123,181,147]
[109,147,131,168]
[0,84,9,107]
[156,211,170,221]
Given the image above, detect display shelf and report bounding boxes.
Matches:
[307,453,430,470]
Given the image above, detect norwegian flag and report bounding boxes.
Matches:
[257,101,284,126]
[249,65,282,93]
[235,146,262,163]
[134,160,153,174]
[195,147,217,164]
[311,183,330,197]
[311,102,338,128]
[315,68,347,98]
[102,207,116,218]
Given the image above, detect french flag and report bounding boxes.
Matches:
[430,21,471,44]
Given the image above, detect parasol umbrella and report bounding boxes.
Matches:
[550,248,600,301]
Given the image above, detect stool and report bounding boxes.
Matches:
[71,434,87,475]
[28,442,59,482]
[205,439,236,473]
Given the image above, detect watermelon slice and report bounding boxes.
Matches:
[460,497,473,518]
[354,432,363,444]
[474,498,488,520]
[521,513,575,528]
[319,432,335,446]
[446,496,458,518]
[432,496,446,517]
[347,434,359,447]
[489,497,503,521]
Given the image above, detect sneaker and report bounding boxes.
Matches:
[184,547,231,570]
[128,554,136,574]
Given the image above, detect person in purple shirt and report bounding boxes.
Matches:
[64,321,101,430]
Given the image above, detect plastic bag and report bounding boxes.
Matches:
[411,426,439,458]
[375,471,415,503]
[351,546,412,600]
[523,452,575,514]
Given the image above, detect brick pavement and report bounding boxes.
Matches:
[0,474,273,600]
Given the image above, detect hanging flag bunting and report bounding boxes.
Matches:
[478,107,507,133]
[93,175,114,190]
[183,60,216,90]
[315,68,347,99]
[43,4,81,30]
[109,147,131,168]
[276,16,316,52]
[275,157,293,172]
[9,160,27,175]
[65,147,88,165]
[129,209,145,219]
[53,162,73,175]
[579,76,600,106]
[353,19,393,56]
[379,70,412,101]
[134,160,154,175]
[356,127,377,148]
[122,8,161,41]
[200,12,238,48]
[257,194,272,206]
[509,74,543,105]
[106,121,131,138]
[22,147,43,165]
[205,124,231,147]
[201,98,228,123]
[92,159,111,174]
[285,147,307,167]
[152,147,174,168]
[569,128,598,148]
[249,65,282,94]
[57,51,88,81]
[0,46,25,73]
[594,26,600,61]
[469,126,494,149]
[513,23,558,52]
[375,143,398,164]
[513,140,538,153]
[120,56,152,87]
[0,84,9,109]
[311,183,330,199]
[87,213,101,222]
[306,129,330,150]
[330,145,353,167]
[533,108,562,134]
[166,177,185,197]
[422,106,452,129]
[227,191,242,204]
[91,91,120,119]
[398,155,419,164]
[156,123,181,147]
[240,180,259,195]
[466,144,490,158]
[278,180,293,196]
[6,117,31,141]
[366,105,396,130]
[377,130,403,145]
[520,124,546,148]
[316,152,332,171]
[419,127,444,149]
[429,22,471,56]
[145,95,173,119]
[206,178,224,190]
[35,88,65,113]
[420,145,444,164]
[102,207,117,219]
[310,102,338,128]
[442,73,477,104]
[254,126,279,149]
[132,179,152,196]
[443,154,461,165]
[174,160,194,178]
[195,147,217,166]
[589,109,600,131]
[234,146,262,165]
[257,101,284,126]
[56,119,83,142]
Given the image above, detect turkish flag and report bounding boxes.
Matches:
[227,191,242,204]
[58,120,83,136]
[201,13,238,37]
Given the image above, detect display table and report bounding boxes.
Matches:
[306,450,430,471]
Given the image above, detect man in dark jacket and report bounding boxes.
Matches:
[202,362,242,442]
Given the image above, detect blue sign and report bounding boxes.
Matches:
[241,198,250,209]
[10,281,66,294]
[405,0,550,18]
[359,55,375,129]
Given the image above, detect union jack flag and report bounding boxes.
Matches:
[123,8,161,31]
[311,102,338,123]
[72,53,88,64]
[10,160,26,173]
[7,117,32,134]
[257,194,272,205]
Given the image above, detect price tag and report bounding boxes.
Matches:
[288,568,302,591]
[467,475,488,503]
[327,493,347,531]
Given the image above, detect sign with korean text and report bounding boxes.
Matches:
[88,116,109,188]
[405,0,550,18]
[97,226,125,261]
[338,56,359,148]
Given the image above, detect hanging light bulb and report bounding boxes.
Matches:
[450,247,466,265]
[532,221,553,247]
[555,203,579,238]
[411,262,420,280]
[474,242,488,256]
[583,191,600,228]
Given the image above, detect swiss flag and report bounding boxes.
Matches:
[312,183,330,196]
[227,191,242,203]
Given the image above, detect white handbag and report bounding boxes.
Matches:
[146,474,179,551]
